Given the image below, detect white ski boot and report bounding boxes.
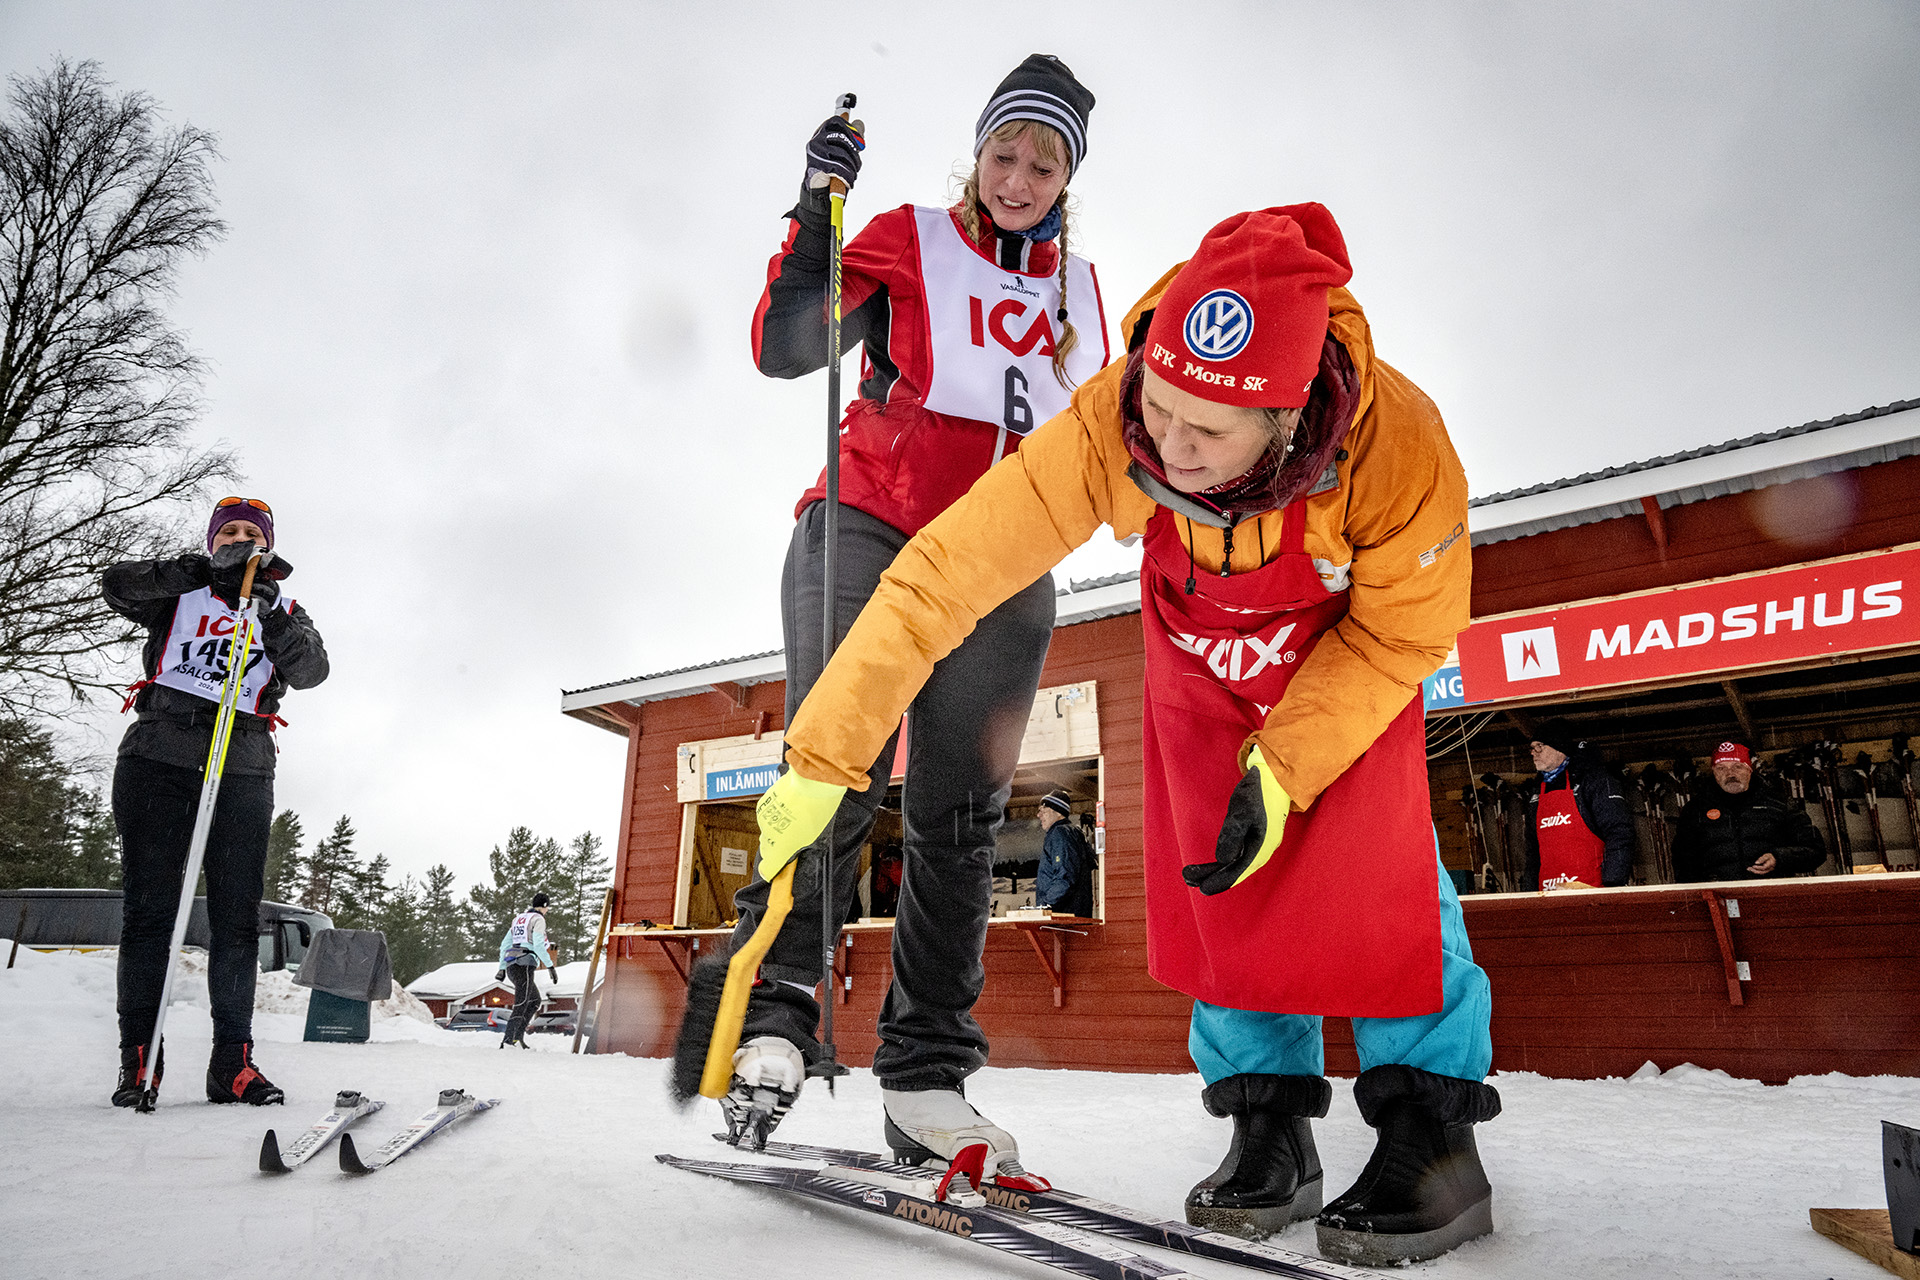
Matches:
[881,1087,1051,1196]
[721,1036,806,1151]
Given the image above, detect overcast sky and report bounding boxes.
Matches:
[5,2,1915,895]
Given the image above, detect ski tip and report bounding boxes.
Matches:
[338,1132,372,1175]
[259,1129,289,1174]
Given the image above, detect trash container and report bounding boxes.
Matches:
[294,928,393,1044]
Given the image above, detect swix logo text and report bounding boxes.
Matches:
[892,1200,973,1237]
[1539,813,1574,829]
[969,296,1056,357]
[1170,623,1298,682]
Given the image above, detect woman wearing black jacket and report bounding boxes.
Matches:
[103,497,328,1107]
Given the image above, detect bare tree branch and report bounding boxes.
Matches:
[0,59,234,718]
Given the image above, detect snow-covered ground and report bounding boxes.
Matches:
[0,946,1909,1280]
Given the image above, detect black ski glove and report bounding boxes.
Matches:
[804,115,864,193]
[548,966,559,983]
[494,969,506,982]
[1182,747,1294,896]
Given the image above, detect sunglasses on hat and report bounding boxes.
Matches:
[215,496,272,516]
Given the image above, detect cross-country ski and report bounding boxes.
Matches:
[338,1090,499,1174]
[704,1135,1380,1280]
[259,1090,385,1172]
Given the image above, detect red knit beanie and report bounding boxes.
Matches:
[1144,204,1352,408]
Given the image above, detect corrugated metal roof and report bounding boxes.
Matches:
[1468,398,1920,546]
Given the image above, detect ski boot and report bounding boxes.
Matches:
[1185,1073,1329,1239]
[1316,1064,1500,1265]
[206,1041,285,1106]
[882,1086,1050,1199]
[721,1035,805,1150]
[112,1041,162,1108]
[500,1014,530,1048]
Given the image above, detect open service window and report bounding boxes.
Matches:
[671,681,1105,928]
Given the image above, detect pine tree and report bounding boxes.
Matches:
[464,826,563,958]
[0,717,120,889]
[375,875,429,984]
[263,810,304,904]
[549,830,611,958]
[300,815,362,920]
[417,864,465,964]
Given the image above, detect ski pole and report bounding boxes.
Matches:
[137,548,266,1112]
[1894,734,1920,865]
[1857,751,1889,865]
[815,89,859,1092]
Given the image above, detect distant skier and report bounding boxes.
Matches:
[1035,793,1096,917]
[105,496,329,1107]
[496,893,559,1048]
[714,54,1104,1179]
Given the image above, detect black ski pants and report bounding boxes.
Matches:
[506,961,541,1042]
[112,754,274,1049]
[732,501,1055,1091]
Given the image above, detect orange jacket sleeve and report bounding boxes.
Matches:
[782,361,1149,788]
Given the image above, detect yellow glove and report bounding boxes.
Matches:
[754,769,847,879]
[1183,746,1292,895]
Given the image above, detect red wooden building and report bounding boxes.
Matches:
[564,398,1920,1083]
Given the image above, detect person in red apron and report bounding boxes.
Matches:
[1522,719,1636,889]
[716,55,1106,1179]
[754,203,1502,1265]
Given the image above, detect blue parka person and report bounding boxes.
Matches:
[496,894,559,1047]
[1035,792,1096,916]
[105,497,328,1107]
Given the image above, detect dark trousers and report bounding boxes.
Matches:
[732,501,1055,1091]
[112,754,273,1049]
[506,962,540,1040]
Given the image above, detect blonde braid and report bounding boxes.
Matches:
[1050,197,1080,390]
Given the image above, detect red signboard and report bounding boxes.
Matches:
[1456,546,1919,705]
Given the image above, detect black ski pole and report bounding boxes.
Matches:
[814,90,860,1092]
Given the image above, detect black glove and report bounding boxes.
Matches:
[1182,747,1293,896]
[248,573,281,611]
[548,966,559,983]
[804,115,864,193]
[494,969,506,982]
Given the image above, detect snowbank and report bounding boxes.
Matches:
[1,947,1912,1279]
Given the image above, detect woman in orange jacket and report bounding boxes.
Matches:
[752,205,1499,1266]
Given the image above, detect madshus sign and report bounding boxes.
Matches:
[1423,544,1917,713]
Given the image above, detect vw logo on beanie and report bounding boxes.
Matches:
[1144,203,1353,409]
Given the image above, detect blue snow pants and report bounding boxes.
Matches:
[1188,844,1493,1085]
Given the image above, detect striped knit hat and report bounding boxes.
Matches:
[974,54,1094,176]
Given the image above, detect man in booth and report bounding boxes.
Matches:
[1672,741,1825,882]
[1522,720,1636,890]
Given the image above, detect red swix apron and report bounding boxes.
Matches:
[1535,774,1604,886]
[1139,501,1442,1017]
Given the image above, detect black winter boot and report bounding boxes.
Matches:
[206,1041,285,1105]
[1316,1065,1500,1265]
[1185,1073,1330,1239]
[112,1042,163,1108]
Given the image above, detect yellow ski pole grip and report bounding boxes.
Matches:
[698,861,796,1099]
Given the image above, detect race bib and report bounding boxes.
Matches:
[508,913,535,947]
[152,587,281,712]
[913,207,1107,435]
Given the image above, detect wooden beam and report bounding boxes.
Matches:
[1639,495,1670,556]
[1701,891,1746,1007]
[1811,1208,1920,1279]
[711,681,750,710]
[1720,679,1760,744]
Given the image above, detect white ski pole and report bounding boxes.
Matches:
[136,548,267,1113]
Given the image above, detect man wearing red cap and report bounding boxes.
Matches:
[1672,742,1825,882]
[749,203,1496,1265]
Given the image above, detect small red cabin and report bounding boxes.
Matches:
[565,399,1920,1083]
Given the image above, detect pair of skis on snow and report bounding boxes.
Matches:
[660,1136,1385,1280]
[259,1088,500,1174]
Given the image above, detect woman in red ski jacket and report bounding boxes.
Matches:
[719,55,1108,1186]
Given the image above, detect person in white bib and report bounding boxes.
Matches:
[495,892,560,1049]
[104,496,329,1108]
[716,55,1104,1181]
